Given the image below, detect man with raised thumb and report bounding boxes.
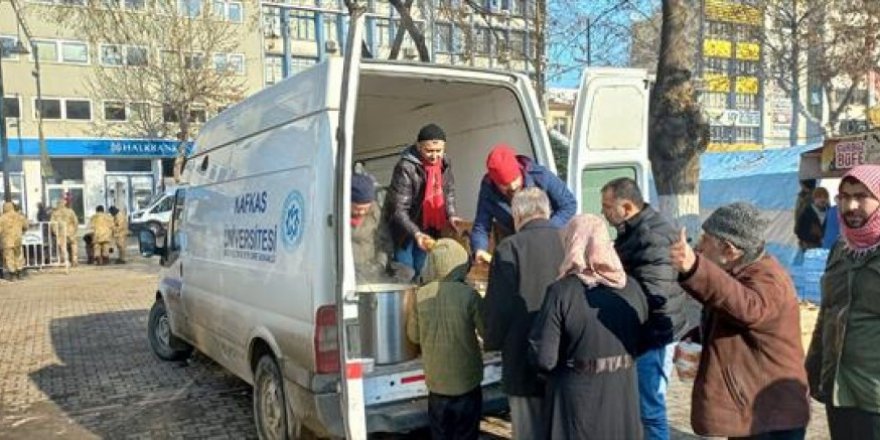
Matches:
[671,202,809,439]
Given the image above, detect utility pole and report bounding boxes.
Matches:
[0,45,10,203]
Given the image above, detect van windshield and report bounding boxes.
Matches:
[144,192,167,209]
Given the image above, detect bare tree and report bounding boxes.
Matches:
[650,0,708,228]
[762,0,880,141]
[44,0,256,180]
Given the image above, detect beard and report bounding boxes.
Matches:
[844,213,866,228]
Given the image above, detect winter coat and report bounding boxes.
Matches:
[806,242,880,414]
[470,156,576,253]
[406,241,484,396]
[89,213,115,243]
[529,275,648,440]
[679,253,810,437]
[113,211,129,239]
[387,145,456,244]
[0,202,27,248]
[614,206,697,349]
[51,207,79,241]
[795,205,825,249]
[483,218,565,396]
[352,202,394,282]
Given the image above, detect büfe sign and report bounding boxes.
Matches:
[821,132,880,174]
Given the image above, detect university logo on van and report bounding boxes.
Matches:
[280,190,305,251]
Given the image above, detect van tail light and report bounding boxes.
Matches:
[315,305,340,374]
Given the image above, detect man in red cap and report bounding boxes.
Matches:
[471,144,576,264]
[807,164,880,439]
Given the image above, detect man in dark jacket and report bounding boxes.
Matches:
[387,123,462,275]
[483,187,565,439]
[471,144,576,265]
[671,202,810,439]
[795,187,829,250]
[601,177,695,440]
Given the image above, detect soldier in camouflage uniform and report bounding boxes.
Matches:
[50,199,79,267]
[89,206,115,265]
[0,202,27,280]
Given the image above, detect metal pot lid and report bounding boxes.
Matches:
[356,283,417,293]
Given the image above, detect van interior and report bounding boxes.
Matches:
[352,70,538,223]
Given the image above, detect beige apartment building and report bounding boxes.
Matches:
[1,0,537,222]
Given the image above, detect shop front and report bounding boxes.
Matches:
[7,137,185,222]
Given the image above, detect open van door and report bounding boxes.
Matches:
[334,5,367,440]
[568,68,652,214]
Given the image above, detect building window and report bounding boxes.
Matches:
[163,105,179,123]
[212,0,242,22]
[213,53,244,74]
[473,27,491,55]
[184,53,204,69]
[179,0,202,17]
[735,126,760,142]
[734,93,759,110]
[292,11,316,41]
[510,31,525,59]
[709,125,725,140]
[704,57,728,74]
[707,21,732,38]
[436,23,453,53]
[2,96,21,119]
[734,59,758,75]
[125,0,146,10]
[65,100,92,120]
[375,19,390,47]
[30,39,80,64]
[34,98,92,120]
[703,91,728,109]
[101,44,147,66]
[0,36,21,60]
[264,55,315,85]
[130,102,151,121]
[189,108,207,123]
[323,18,338,43]
[735,25,759,42]
[104,101,127,121]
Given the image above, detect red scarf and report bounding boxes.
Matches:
[421,160,447,231]
[840,165,880,253]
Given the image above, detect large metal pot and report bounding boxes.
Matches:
[357,283,418,365]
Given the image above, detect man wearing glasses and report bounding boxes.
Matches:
[807,164,880,439]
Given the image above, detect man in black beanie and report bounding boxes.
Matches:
[670,202,809,439]
[387,123,462,277]
[351,173,409,282]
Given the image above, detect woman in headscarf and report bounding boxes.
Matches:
[528,214,649,440]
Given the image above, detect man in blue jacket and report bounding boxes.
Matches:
[471,144,576,264]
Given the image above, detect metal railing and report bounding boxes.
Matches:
[21,221,68,269]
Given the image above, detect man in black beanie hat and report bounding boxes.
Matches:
[669,202,809,439]
[387,123,462,277]
[351,173,411,282]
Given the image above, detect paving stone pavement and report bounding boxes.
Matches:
[0,259,831,439]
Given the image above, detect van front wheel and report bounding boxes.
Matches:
[254,355,289,440]
[148,300,192,361]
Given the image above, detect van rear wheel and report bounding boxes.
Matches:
[148,300,193,361]
[254,355,290,440]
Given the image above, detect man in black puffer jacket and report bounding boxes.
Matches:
[387,123,462,276]
[601,177,699,440]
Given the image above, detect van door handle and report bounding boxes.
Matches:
[180,262,183,278]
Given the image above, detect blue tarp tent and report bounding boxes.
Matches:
[699,145,823,301]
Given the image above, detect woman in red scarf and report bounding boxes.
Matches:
[387,124,463,277]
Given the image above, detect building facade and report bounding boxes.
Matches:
[1,0,538,222]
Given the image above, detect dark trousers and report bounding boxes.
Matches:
[827,405,880,440]
[731,427,806,440]
[428,386,482,440]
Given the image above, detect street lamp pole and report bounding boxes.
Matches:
[0,46,10,203]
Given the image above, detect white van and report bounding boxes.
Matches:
[129,188,176,235]
[139,18,651,440]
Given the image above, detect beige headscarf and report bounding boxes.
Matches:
[558,214,627,289]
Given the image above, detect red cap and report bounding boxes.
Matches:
[486,144,521,186]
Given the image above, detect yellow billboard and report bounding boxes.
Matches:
[736,76,759,94]
[705,73,731,92]
[705,0,762,25]
[703,39,733,58]
[736,42,761,61]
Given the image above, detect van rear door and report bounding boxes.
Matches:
[333,6,367,440]
[568,68,652,213]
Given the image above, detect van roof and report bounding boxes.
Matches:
[188,58,531,158]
